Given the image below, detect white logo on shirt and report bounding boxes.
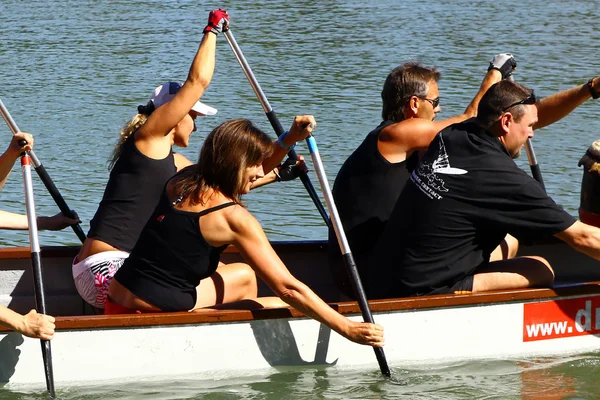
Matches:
[411,134,467,199]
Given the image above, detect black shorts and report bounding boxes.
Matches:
[426,274,474,295]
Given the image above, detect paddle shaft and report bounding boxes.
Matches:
[222,29,330,226]
[20,152,56,398]
[0,99,86,243]
[524,139,545,189]
[506,76,546,189]
[305,134,391,377]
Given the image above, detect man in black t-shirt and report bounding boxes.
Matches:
[371,77,600,298]
[329,55,517,298]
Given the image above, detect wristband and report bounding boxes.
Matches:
[277,131,296,151]
[588,79,600,99]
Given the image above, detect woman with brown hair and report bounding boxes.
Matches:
[72,9,303,310]
[106,117,384,347]
[71,9,228,311]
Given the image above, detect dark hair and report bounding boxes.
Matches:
[173,119,274,205]
[477,80,534,131]
[381,62,441,122]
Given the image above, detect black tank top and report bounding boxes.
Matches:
[87,133,177,252]
[329,121,415,295]
[114,193,236,312]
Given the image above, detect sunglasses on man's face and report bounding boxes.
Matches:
[418,96,440,108]
[502,91,537,112]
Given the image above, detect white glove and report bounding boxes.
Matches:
[488,53,517,79]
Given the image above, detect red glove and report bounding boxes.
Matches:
[203,9,230,35]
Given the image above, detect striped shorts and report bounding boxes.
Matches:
[72,251,129,309]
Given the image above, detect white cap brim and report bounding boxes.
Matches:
[191,101,217,116]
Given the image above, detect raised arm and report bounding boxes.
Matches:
[261,115,316,173]
[463,54,516,117]
[137,10,228,140]
[227,209,384,347]
[380,55,510,155]
[534,76,600,130]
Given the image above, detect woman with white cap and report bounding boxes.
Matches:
[72,9,230,310]
[105,117,385,350]
[74,9,307,311]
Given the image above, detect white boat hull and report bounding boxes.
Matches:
[4,291,600,387]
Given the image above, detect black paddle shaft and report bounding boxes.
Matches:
[506,76,546,190]
[265,111,330,224]
[343,253,391,376]
[31,252,56,398]
[525,140,546,190]
[223,29,330,227]
[35,163,87,242]
[1,100,86,243]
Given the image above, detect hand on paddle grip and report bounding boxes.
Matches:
[203,9,230,35]
[7,133,33,159]
[284,115,316,148]
[276,156,308,182]
[488,53,517,79]
[345,321,385,348]
[37,211,81,231]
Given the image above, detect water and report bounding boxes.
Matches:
[3,357,600,399]
[1,0,600,398]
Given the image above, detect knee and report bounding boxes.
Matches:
[237,264,258,295]
[491,234,520,261]
[528,256,555,287]
[505,234,519,259]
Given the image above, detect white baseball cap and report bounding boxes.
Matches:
[151,81,217,116]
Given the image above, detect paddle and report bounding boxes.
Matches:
[0,99,86,243]
[304,132,391,377]
[524,139,545,189]
[18,139,56,398]
[222,29,330,226]
[506,76,546,189]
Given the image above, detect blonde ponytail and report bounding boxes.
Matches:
[108,113,148,170]
[108,101,155,170]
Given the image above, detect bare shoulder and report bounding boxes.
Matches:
[202,203,256,233]
[173,153,193,170]
[132,129,172,159]
[221,205,260,234]
[199,202,250,246]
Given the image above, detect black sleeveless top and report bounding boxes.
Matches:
[329,121,416,296]
[114,191,236,312]
[87,133,177,252]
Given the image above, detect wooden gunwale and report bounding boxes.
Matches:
[43,282,600,330]
[2,242,600,332]
[0,241,326,260]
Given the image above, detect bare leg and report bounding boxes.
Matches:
[191,297,289,312]
[193,262,258,309]
[472,256,554,292]
[490,233,519,261]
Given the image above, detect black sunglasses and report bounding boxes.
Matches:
[418,96,440,108]
[502,91,537,112]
